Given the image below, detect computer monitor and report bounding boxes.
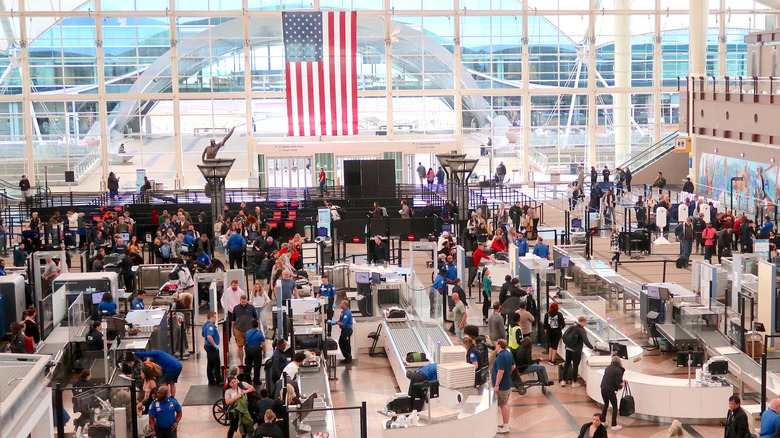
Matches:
[371,272,381,285]
[317,227,328,237]
[708,360,728,375]
[554,257,570,269]
[646,285,660,299]
[609,342,628,360]
[355,272,370,284]
[677,350,705,367]
[91,291,106,305]
[296,391,317,422]
[120,232,130,242]
[571,218,582,228]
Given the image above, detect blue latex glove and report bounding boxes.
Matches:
[332,302,337,310]
[329,321,336,325]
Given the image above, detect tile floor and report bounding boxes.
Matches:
[5,199,755,437]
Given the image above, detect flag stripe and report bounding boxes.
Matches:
[339,11,348,135]
[284,10,357,137]
[350,11,358,134]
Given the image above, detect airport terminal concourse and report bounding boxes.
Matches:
[3,1,780,438]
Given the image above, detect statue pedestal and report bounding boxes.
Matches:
[198,159,235,227]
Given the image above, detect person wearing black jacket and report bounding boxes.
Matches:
[600,356,626,430]
[514,337,553,385]
[107,172,120,200]
[578,413,608,438]
[590,166,598,185]
[509,201,523,228]
[624,166,632,192]
[682,176,695,193]
[253,409,283,438]
[725,395,750,438]
[739,219,756,254]
[372,236,389,264]
[421,201,435,218]
[498,275,512,304]
[561,316,593,387]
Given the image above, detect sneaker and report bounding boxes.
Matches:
[611,426,622,431]
[496,425,510,434]
[559,381,566,387]
[571,382,582,388]
[547,361,556,366]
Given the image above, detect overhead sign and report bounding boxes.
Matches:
[674,137,691,153]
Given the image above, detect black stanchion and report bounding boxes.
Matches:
[360,401,368,438]
[55,383,65,438]
[130,378,139,438]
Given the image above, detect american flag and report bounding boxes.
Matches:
[282,10,358,137]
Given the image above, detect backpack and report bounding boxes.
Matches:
[405,352,427,363]
[144,360,162,378]
[161,244,172,259]
[407,206,414,217]
[24,335,34,353]
[562,327,578,349]
[474,337,490,370]
[659,177,667,188]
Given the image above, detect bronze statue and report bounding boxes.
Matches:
[202,126,235,161]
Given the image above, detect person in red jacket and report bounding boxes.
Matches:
[490,236,507,253]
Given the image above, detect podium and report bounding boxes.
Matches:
[197,158,235,226]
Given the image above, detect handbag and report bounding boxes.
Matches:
[619,382,635,416]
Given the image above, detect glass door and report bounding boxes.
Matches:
[266,157,313,188]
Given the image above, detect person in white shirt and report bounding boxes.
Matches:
[220,279,244,341]
[250,281,270,333]
[281,351,306,396]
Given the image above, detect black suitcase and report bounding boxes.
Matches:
[676,257,687,268]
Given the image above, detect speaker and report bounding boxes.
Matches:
[64,171,75,183]
[344,160,362,199]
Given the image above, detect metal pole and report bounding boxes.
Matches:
[662,261,667,283]
[55,383,65,438]
[130,379,138,438]
[360,401,368,438]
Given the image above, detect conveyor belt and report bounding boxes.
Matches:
[386,323,425,356]
[423,322,453,348]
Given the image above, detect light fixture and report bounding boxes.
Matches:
[714,148,718,153]
[741,153,745,157]
[772,158,776,163]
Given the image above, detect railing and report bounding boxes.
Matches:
[616,130,680,174]
[688,76,780,99]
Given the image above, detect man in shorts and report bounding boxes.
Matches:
[492,339,516,434]
[232,294,258,367]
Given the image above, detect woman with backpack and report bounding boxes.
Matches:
[7,321,26,353]
[544,302,565,365]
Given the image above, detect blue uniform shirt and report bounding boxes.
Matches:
[418,363,438,380]
[514,238,529,255]
[431,274,445,294]
[244,328,265,346]
[445,263,457,281]
[149,396,181,429]
[135,350,182,372]
[202,321,219,347]
[532,242,550,259]
[761,408,780,438]
[131,297,145,311]
[0,266,5,276]
[197,252,211,267]
[318,283,336,299]
[227,233,245,250]
[338,307,353,329]
[97,300,117,316]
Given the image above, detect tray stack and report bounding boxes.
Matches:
[437,362,475,389]
[439,345,466,364]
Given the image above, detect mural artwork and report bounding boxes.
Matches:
[699,152,779,206]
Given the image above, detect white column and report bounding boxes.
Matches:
[653,1,662,143]
[587,0,597,168]
[170,1,183,189]
[614,0,631,166]
[521,0,531,182]
[244,5,255,184]
[96,4,110,188]
[689,0,709,181]
[19,0,34,185]
[689,0,708,78]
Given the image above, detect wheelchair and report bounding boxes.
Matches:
[511,367,548,395]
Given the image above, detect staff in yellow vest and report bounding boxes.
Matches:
[507,313,524,353]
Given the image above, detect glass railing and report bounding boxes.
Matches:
[0,354,52,437]
[616,130,679,174]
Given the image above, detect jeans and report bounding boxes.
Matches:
[604,207,615,226]
[339,327,353,362]
[429,291,437,318]
[680,240,692,261]
[244,344,263,385]
[455,325,464,341]
[524,363,550,384]
[482,296,491,320]
[704,245,716,263]
[601,388,619,427]
[561,348,581,383]
[228,247,244,269]
[205,345,221,384]
[257,307,268,334]
[319,179,327,195]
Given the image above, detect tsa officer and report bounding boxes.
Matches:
[202,311,221,386]
[333,300,354,364]
[317,275,337,334]
[131,291,146,311]
[148,385,182,438]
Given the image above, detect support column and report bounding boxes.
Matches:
[521,0,531,182]
[587,0,597,169]
[243,6,255,184]
[95,5,110,189]
[653,2,662,144]
[169,1,183,189]
[689,0,709,181]
[19,0,34,185]
[717,0,726,77]
[614,0,631,166]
